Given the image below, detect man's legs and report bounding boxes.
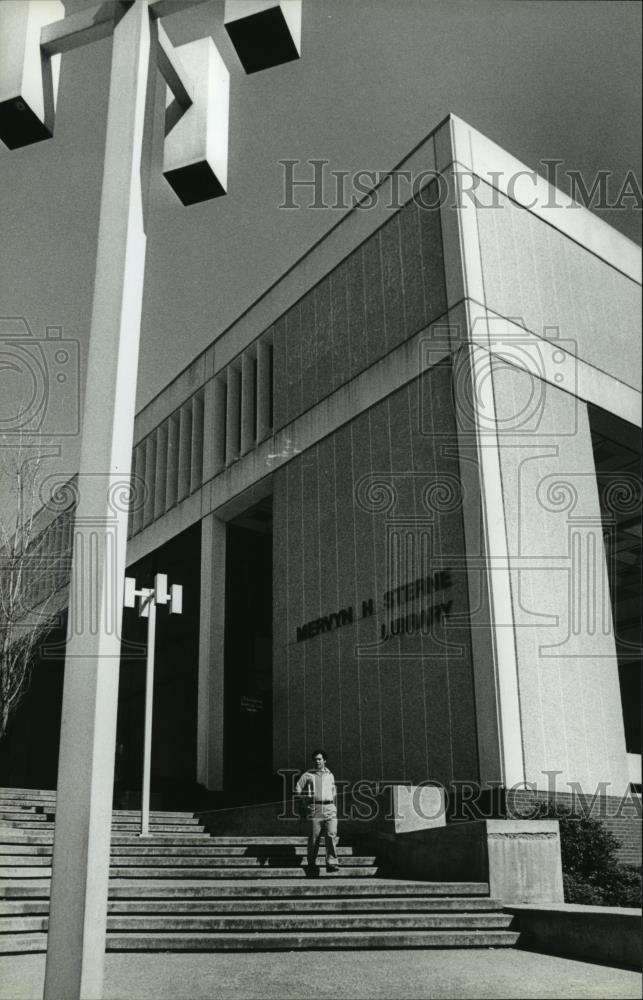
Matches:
[307,817,323,868]
[323,817,339,870]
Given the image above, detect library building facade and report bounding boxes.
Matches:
[5,116,642,853]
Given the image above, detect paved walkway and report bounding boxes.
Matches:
[1,948,640,1000]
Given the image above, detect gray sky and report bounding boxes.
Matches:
[0,0,641,427]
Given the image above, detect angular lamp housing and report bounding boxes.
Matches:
[0,0,63,149]
[224,0,301,74]
[163,37,230,206]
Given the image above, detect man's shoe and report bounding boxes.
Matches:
[326,864,339,873]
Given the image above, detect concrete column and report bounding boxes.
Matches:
[190,392,204,492]
[153,423,168,520]
[492,361,630,792]
[197,512,226,789]
[256,339,272,441]
[438,155,518,788]
[202,377,226,481]
[44,4,152,998]
[240,351,256,455]
[166,414,179,510]
[452,333,504,786]
[143,432,156,527]
[178,401,192,501]
[131,442,146,536]
[454,337,525,789]
[225,365,241,464]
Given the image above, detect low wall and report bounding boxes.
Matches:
[377,820,564,903]
[507,903,643,969]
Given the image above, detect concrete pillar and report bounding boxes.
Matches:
[197,512,226,789]
[178,401,192,501]
[190,392,204,492]
[131,442,146,536]
[166,414,179,510]
[256,338,272,441]
[240,351,256,455]
[153,423,168,520]
[44,4,152,998]
[202,376,226,481]
[492,360,630,792]
[143,432,156,528]
[225,365,241,464]
[456,337,525,789]
[452,335,504,787]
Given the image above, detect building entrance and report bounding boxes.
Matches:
[590,405,642,760]
[223,497,273,802]
[117,523,200,808]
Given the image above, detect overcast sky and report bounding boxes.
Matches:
[0,0,641,428]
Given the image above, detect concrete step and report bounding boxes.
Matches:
[109,866,380,879]
[0,808,41,816]
[0,879,491,899]
[0,833,216,847]
[110,824,206,833]
[0,933,48,954]
[0,865,380,880]
[1,896,501,916]
[0,815,52,824]
[110,834,215,845]
[0,845,53,856]
[0,788,56,800]
[0,844,356,858]
[106,929,520,951]
[183,838,310,845]
[0,822,56,831]
[108,846,355,858]
[1,912,515,934]
[0,928,519,955]
[0,868,53,879]
[103,856,375,868]
[112,811,199,821]
[0,856,52,867]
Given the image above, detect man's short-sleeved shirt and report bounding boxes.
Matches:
[295,767,336,802]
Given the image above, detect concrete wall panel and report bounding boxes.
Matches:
[476,184,642,392]
[493,360,630,791]
[272,368,479,785]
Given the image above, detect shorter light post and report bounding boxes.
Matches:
[124,572,183,836]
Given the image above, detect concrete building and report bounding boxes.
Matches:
[3,115,641,846]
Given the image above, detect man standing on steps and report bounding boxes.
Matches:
[295,750,340,875]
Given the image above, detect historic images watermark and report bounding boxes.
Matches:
[278,158,642,212]
[275,768,642,822]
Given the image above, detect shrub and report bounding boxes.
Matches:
[517,799,642,908]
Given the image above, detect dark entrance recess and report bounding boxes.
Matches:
[223,496,274,803]
[117,522,200,810]
[589,405,642,759]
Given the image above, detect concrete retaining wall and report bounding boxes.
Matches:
[507,903,643,969]
[378,820,565,903]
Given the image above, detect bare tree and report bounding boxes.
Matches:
[0,434,71,739]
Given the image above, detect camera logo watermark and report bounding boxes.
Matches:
[0,317,80,437]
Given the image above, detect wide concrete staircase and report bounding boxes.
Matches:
[0,787,518,953]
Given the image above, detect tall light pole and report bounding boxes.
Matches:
[123,572,183,837]
[0,3,302,997]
